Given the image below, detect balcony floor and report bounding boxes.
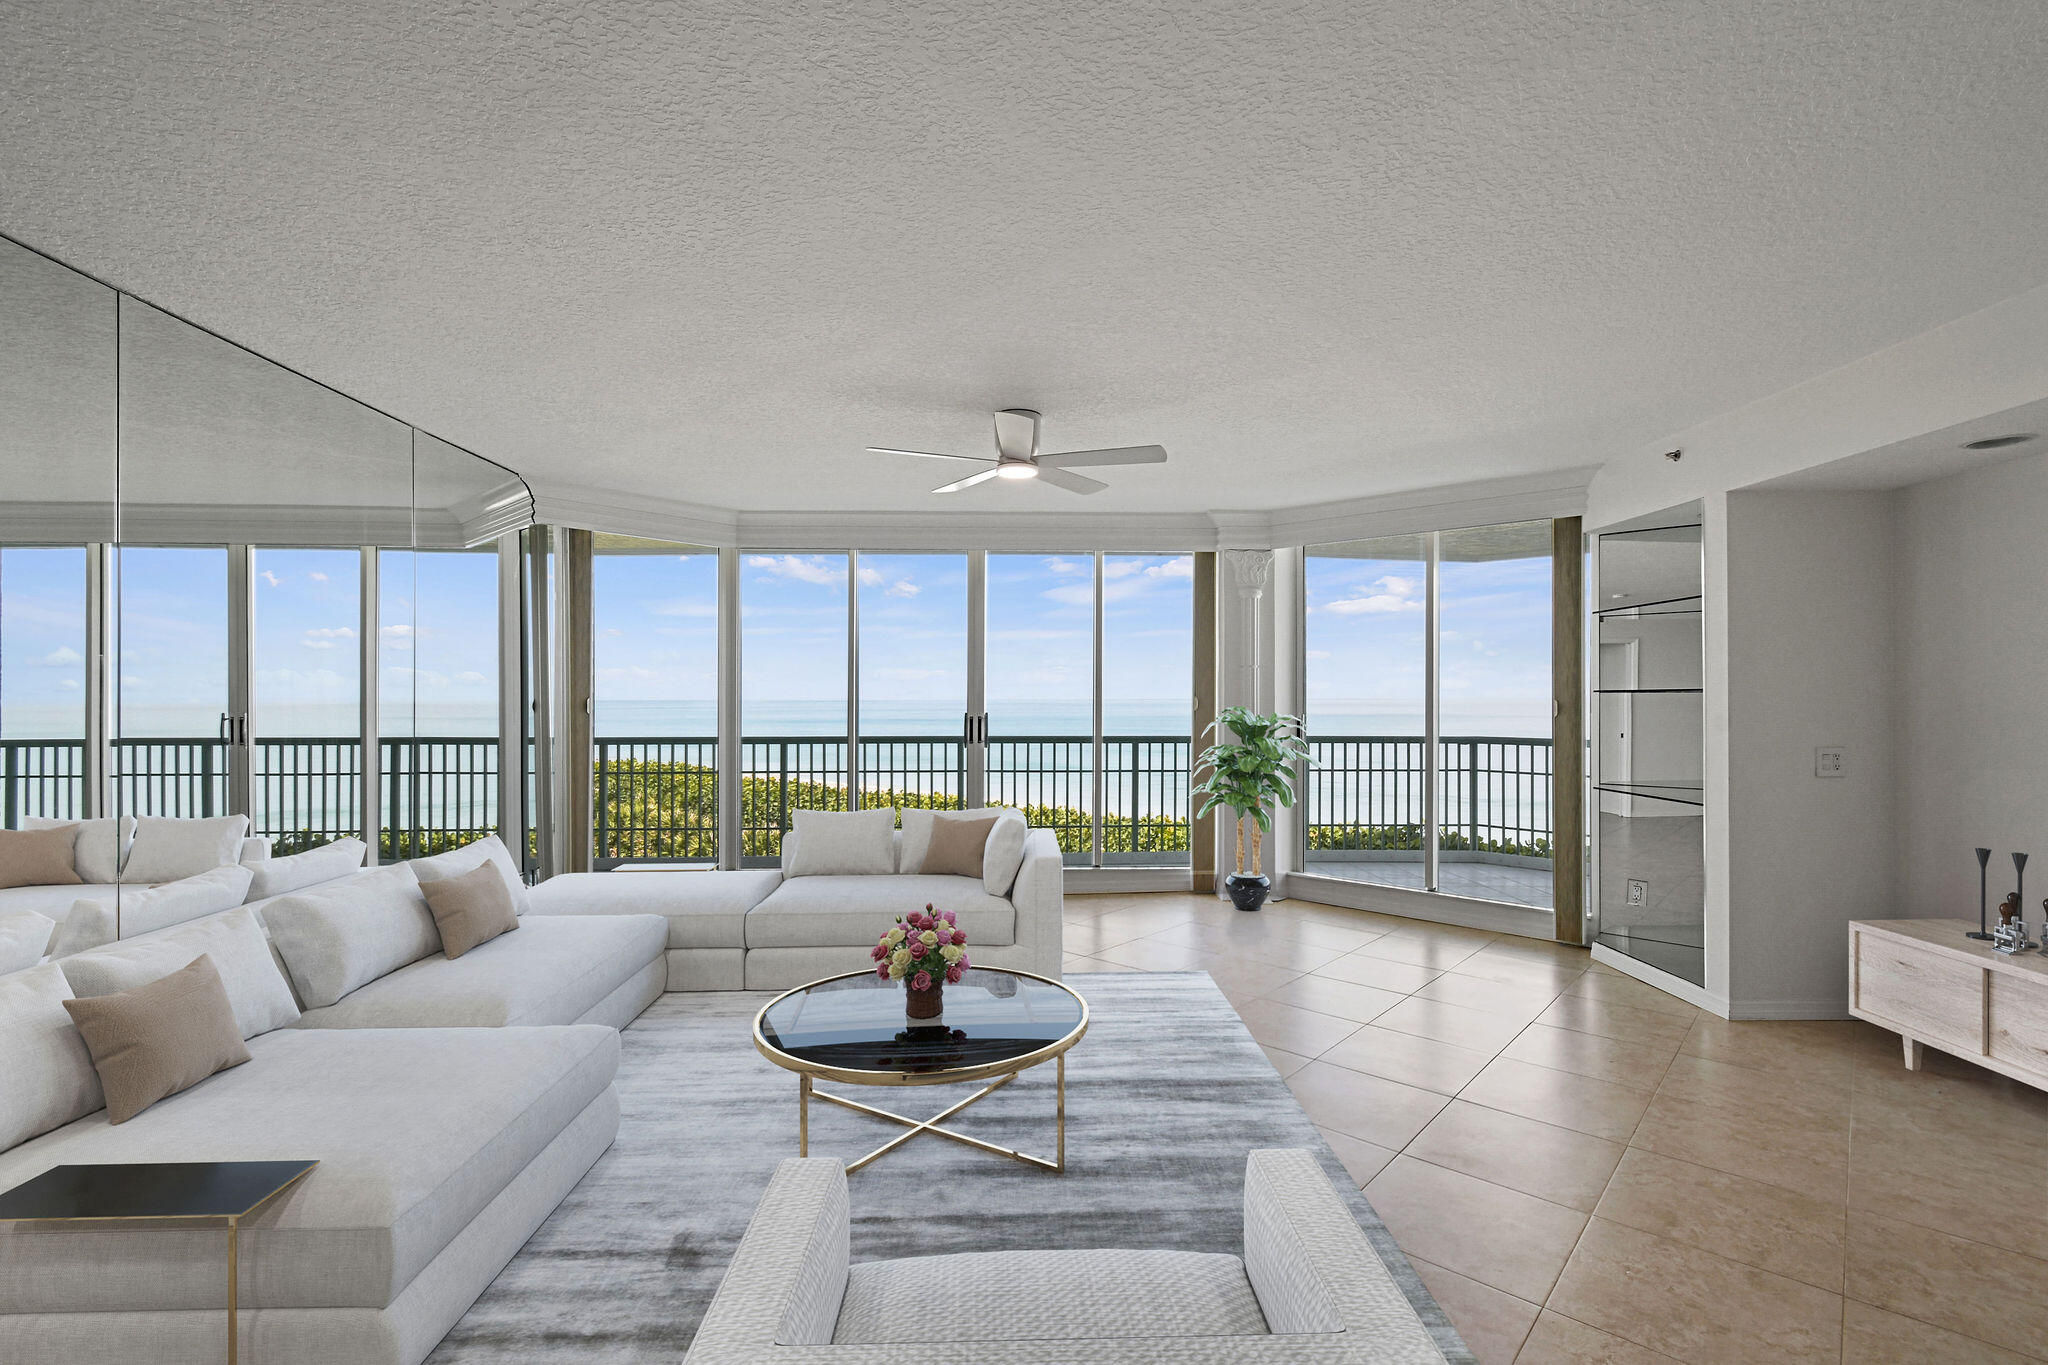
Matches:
[1302,858,1554,910]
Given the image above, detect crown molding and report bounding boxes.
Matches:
[1263,466,1599,547]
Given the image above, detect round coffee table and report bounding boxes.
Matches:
[753,966,1088,1173]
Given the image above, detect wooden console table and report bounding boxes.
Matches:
[1849,919,2048,1089]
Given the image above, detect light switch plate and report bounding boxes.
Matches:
[1815,746,1846,778]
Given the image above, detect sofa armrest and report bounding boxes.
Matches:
[1243,1149,1448,1357]
[1007,827,1064,978]
[238,838,272,865]
[684,1158,850,1363]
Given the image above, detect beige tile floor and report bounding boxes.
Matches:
[1064,892,2048,1365]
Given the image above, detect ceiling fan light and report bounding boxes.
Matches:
[996,462,1038,480]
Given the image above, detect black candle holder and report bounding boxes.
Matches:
[1970,847,1994,940]
[2017,851,2030,926]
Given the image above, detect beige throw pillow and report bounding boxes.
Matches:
[924,814,998,878]
[0,826,84,891]
[419,862,519,959]
[62,954,251,1123]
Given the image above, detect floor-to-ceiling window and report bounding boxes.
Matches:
[1101,554,1194,865]
[985,554,1096,862]
[592,537,719,865]
[857,553,967,812]
[1302,522,1555,911]
[115,545,230,821]
[378,546,501,856]
[251,547,361,852]
[0,545,89,823]
[740,553,850,861]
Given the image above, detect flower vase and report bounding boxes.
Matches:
[906,980,944,1020]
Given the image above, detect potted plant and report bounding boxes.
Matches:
[1194,706,1309,912]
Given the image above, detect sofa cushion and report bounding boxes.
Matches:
[0,1023,619,1311]
[784,807,896,877]
[260,864,438,1009]
[246,836,367,901]
[121,814,251,884]
[924,813,998,878]
[409,835,532,916]
[48,863,257,958]
[0,910,51,975]
[526,868,781,949]
[0,963,103,1152]
[982,807,1030,896]
[0,824,82,890]
[833,1248,1270,1344]
[24,815,134,884]
[290,914,667,1029]
[0,881,119,921]
[746,875,1015,949]
[64,954,253,1124]
[59,907,303,1039]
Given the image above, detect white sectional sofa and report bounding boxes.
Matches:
[1,810,1068,1365]
[529,815,1066,991]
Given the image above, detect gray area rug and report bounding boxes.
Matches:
[428,971,1471,1362]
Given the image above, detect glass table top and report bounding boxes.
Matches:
[756,968,1086,1078]
[0,1161,319,1222]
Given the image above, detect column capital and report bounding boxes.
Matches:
[1221,548,1273,597]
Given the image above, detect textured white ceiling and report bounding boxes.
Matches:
[4,1,2045,516]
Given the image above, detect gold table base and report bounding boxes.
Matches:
[799,1052,1067,1173]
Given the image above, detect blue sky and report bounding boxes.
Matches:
[1304,542,1551,735]
[7,541,1545,740]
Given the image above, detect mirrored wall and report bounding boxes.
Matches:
[0,234,532,923]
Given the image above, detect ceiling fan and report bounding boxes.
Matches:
[866,409,1167,495]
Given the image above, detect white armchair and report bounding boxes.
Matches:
[683,1149,1459,1364]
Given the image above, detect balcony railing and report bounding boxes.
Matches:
[1303,734,1554,861]
[3,732,1555,867]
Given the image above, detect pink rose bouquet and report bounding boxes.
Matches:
[876,903,970,998]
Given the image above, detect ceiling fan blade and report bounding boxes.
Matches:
[1034,465,1108,495]
[866,446,991,463]
[1038,444,1168,468]
[993,408,1040,462]
[932,467,1004,494]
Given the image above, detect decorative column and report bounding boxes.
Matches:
[1220,549,1273,712]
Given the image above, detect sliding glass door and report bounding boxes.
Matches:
[1102,554,1194,865]
[591,537,720,865]
[986,554,1096,862]
[857,553,968,812]
[115,545,232,821]
[250,547,361,853]
[741,554,850,860]
[1302,523,1556,911]
[0,546,90,823]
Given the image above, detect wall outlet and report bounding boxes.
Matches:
[1626,879,1648,907]
[1815,746,1846,778]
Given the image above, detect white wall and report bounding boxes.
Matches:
[1722,490,1899,1016]
[1894,451,2048,920]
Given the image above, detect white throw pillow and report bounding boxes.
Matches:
[247,837,367,901]
[57,907,300,1040]
[0,910,53,975]
[982,807,1030,897]
[259,864,438,1008]
[0,964,104,1150]
[409,835,531,915]
[784,808,897,877]
[24,815,135,884]
[121,815,251,884]
[898,808,939,874]
[47,865,257,960]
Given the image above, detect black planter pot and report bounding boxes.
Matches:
[1225,873,1272,912]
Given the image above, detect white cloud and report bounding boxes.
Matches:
[1144,558,1193,580]
[36,646,83,667]
[454,670,488,685]
[259,569,282,588]
[884,580,921,598]
[58,678,80,691]
[1044,558,1088,577]
[301,626,356,651]
[380,623,414,651]
[1306,649,1332,660]
[1326,574,1423,615]
[857,564,884,587]
[308,570,328,583]
[746,555,846,587]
